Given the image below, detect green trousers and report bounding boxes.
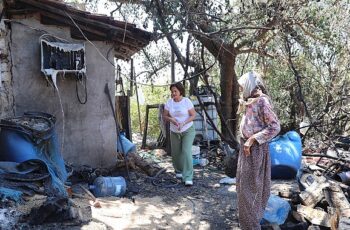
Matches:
[170,125,196,182]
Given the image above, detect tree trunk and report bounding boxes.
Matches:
[218,50,240,178]
[219,51,239,142]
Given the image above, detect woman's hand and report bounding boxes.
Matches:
[170,118,180,127]
[243,137,256,156]
[178,122,185,131]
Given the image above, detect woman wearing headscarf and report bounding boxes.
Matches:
[236,71,281,229]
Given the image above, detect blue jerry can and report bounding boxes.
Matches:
[269,131,302,179]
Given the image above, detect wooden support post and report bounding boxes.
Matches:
[115,96,132,140]
[141,104,150,149]
[129,59,134,96]
[135,84,142,135]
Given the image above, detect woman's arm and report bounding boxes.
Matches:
[163,109,179,126]
[243,97,280,156]
[252,97,281,144]
[178,108,196,131]
[183,108,196,125]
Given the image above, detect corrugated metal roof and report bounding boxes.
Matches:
[5,0,153,59]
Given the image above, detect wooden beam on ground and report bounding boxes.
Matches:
[326,182,350,218]
[128,152,162,177]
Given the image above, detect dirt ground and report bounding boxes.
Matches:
[2,148,298,230]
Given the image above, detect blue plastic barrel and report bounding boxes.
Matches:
[269,131,302,179]
[90,176,127,197]
[0,129,39,162]
[0,113,54,163]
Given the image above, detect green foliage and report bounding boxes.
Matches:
[101,0,350,140]
[129,86,169,138]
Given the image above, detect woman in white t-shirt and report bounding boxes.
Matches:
[163,82,196,186]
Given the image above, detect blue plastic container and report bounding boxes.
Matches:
[90,176,127,197]
[269,131,302,179]
[263,194,291,225]
[193,154,200,165]
[116,133,136,154]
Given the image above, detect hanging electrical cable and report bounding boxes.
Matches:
[76,73,88,104]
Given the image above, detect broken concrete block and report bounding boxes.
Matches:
[338,216,350,229]
[69,206,92,223]
[297,205,331,227]
[299,182,329,207]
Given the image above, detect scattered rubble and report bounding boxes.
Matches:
[0,134,349,229]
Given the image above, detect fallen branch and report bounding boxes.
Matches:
[78,184,101,208]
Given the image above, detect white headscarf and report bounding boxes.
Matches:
[238,71,265,100]
[237,71,266,114]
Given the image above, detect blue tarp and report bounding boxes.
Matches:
[0,187,23,203]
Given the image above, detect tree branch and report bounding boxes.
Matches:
[235,16,278,49]
[209,26,273,36]
[237,48,274,58]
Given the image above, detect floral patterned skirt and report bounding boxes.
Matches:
[236,140,271,230]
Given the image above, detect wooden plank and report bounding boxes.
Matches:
[327,182,350,218]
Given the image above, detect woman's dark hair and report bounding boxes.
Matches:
[170,82,185,96]
[250,84,268,98]
[256,84,268,95]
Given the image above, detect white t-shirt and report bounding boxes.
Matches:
[164,97,194,133]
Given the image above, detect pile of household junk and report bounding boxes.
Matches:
[292,135,350,229]
[261,131,350,229]
[0,112,92,227]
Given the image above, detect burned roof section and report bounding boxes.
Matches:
[4,0,153,60]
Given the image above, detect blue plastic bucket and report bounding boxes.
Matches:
[269,131,302,179]
[116,133,136,154]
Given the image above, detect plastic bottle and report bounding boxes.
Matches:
[89,176,127,197]
[263,194,291,225]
